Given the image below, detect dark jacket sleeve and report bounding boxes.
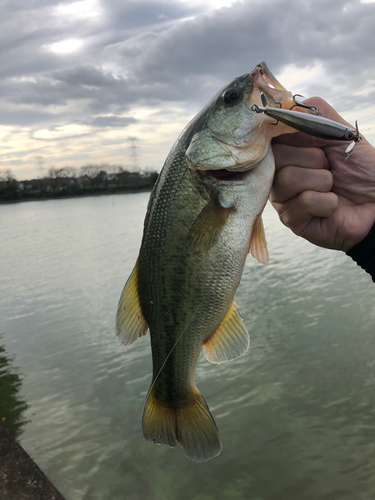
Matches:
[346,223,375,283]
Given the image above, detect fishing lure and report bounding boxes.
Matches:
[251,103,362,145]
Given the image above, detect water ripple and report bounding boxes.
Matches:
[1,195,375,500]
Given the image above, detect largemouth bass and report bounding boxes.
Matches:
[116,62,314,462]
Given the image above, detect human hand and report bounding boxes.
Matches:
[270,97,375,252]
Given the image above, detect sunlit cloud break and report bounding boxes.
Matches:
[47,39,83,54]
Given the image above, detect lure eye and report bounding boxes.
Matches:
[345,130,354,141]
[223,88,242,105]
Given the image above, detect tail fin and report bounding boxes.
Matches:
[142,387,222,462]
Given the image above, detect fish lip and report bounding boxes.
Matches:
[251,62,286,95]
[249,61,292,109]
[251,62,286,92]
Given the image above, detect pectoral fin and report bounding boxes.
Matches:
[116,259,148,345]
[249,215,269,265]
[203,301,250,364]
[189,197,233,252]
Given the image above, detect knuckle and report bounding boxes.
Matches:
[317,169,333,191]
[279,209,304,229]
[277,165,295,187]
[310,147,326,168]
[300,190,314,206]
[269,198,282,214]
[304,96,326,109]
[279,211,292,227]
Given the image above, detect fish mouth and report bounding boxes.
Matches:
[249,61,317,115]
[250,61,294,109]
[189,62,316,175]
[204,169,249,182]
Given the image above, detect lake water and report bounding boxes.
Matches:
[0,193,375,500]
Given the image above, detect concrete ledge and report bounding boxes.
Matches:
[0,423,66,500]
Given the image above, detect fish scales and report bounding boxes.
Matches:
[140,153,239,401]
[116,62,318,461]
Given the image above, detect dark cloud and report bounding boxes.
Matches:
[107,0,375,110]
[87,115,138,127]
[104,0,205,30]
[3,0,375,116]
[0,108,57,126]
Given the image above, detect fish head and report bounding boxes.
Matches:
[186,61,305,173]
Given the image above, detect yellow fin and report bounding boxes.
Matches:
[142,389,177,449]
[203,301,250,364]
[116,259,148,345]
[189,198,233,252]
[143,387,222,462]
[249,215,269,265]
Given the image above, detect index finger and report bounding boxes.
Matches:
[272,143,329,172]
[272,132,329,148]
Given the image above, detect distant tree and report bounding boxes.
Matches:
[80,164,100,178]
[59,167,77,178]
[48,167,58,179]
[48,166,77,179]
[0,164,158,201]
[0,169,16,183]
[0,169,19,199]
[79,164,100,187]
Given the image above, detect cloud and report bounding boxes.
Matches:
[105,0,375,109]
[0,108,57,127]
[87,116,138,127]
[1,0,375,178]
[104,0,204,30]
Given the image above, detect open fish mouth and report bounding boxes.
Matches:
[204,169,249,182]
[250,61,294,110]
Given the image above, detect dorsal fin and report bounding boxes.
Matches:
[203,301,250,364]
[116,259,148,345]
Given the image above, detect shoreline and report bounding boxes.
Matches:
[0,423,66,500]
[0,187,154,205]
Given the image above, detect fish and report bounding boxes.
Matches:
[116,62,317,462]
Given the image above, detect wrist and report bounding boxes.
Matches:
[346,223,375,282]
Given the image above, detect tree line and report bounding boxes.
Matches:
[0,165,158,202]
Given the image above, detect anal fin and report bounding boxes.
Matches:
[249,214,269,264]
[116,259,148,345]
[203,301,250,364]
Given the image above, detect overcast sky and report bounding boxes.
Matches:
[1,0,375,179]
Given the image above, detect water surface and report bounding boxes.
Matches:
[0,193,374,500]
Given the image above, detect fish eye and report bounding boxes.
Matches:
[223,88,242,105]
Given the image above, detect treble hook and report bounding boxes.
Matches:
[345,121,362,156]
[290,94,322,115]
[258,94,279,125]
